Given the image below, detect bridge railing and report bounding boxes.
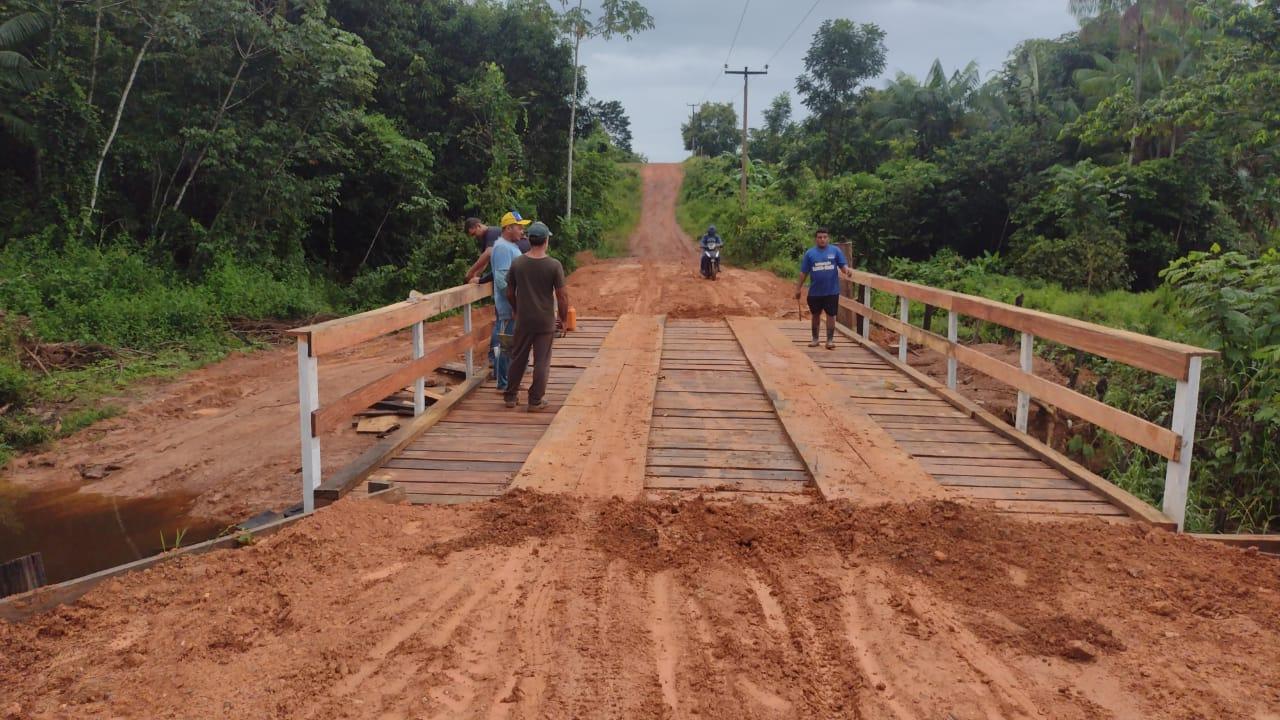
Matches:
[288,283,494,512]
[838,270,1218,531]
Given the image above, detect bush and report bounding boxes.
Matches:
[0,359,30,406]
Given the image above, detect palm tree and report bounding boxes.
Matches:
[0,10,48,144]
[873,60,986,156]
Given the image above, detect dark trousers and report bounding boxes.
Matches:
[504,329,555,406]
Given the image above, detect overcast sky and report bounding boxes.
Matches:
[578,0,1081,162]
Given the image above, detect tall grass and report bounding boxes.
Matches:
[593,164,643,259]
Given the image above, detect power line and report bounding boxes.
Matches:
[765,0,821,68]
[698,0,752,103]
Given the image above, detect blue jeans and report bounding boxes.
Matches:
[491,316,515,390]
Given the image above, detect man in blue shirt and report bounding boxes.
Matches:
[489,212,527,391]
[795,227,853,349]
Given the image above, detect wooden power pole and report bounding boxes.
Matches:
[724,64,768,210]
[686,103,700,157]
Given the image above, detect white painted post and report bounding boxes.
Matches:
[861,285,872,339]
[1163,356,1203,532]
[947,312,959,390]
[1016,331,1033,433]
[464,302,475,379]
[412,320,426,416]
[898,296,909,363]
[296,337,320,514]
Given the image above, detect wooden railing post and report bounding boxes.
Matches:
[947,312,959,390]
[1016,332,1034,433]
[898,296,909,362]
[296,336,320,513]
[1163,356,1203,532]
[861,285,872,339]
[464,302,475,379]
[412,319,426,416]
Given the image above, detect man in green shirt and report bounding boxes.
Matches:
[503,222,569,411]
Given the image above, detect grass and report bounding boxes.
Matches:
[593,163,643,259]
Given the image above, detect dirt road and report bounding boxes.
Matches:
[3,493,1278,718]
[568,163,799,319]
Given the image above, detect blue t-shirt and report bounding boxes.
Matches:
[801,245,847,297]
[491,237,523,318]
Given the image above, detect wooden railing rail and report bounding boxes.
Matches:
[839,270,1218,531]
[287,283,493,512]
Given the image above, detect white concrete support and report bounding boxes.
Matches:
[898,296,909,363]
[1163,356,1204,532]
[1016,331,1034,433]
[947,312,959,390]
[296,337,321,514]
[861,285,872,339]
[412,320,426,416]
[464,302,475,379]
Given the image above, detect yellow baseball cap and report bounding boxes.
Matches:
[499,211,532,228]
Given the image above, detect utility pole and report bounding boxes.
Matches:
[686,103,700,157]
[724,65,768,211]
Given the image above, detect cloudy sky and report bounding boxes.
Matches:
[578,0,1081,162]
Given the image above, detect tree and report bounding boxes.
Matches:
[749,93,794,164]
[0,9,46,144]
[560,0,653,220]
[682,102,738,157]
[578,98,634,154]
[795,19,887,174]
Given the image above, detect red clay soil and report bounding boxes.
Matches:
[568,163,800,319]
[2,492,1278,719]
[1,321,464,522]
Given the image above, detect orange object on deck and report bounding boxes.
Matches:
[566,306,578,332]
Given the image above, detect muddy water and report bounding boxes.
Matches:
[0,482,228,586]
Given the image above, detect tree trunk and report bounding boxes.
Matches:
[87,34,152,232]
[171,50,252,214]
[87,1,103,107]
[565,12,583,222]
[1128,17,1145,166]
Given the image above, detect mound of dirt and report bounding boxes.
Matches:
[2,493,1277,719]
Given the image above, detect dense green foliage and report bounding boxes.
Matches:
[681,101,738,158]
[0,0,639,462]
[681,0,1279,530]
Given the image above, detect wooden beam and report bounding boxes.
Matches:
[314,373,486,505]
[312,322,493,436]
[289,283,491,357]
[728,317,945,504]
[834,322,1175,529]
[844,269,1217,380]
[510,314,665,499]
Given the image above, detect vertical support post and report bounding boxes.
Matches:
[1016,332,1034,433]
[860,285,871,339]
[898,296,909,363]
[1163,356,1203,532]
[296,336,320,514]
[947,312,959,390]
[412,320,426,416]
[464,302,475,379]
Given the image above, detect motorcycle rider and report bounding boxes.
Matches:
[699,225,723,278]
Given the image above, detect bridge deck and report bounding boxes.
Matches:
[363,315,1158,523]
[775,320,1130,520]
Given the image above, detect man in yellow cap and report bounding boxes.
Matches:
[474,212,530,391]
[465,212,532,285]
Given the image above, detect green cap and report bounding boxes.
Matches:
[527,221,552,239]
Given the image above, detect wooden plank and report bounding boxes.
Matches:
[1191,534,1280,554]
[650,416,783,431]
[898,441,1036,460]
[315,374,486,504]
[291,283,491,356]
[405,493,491,506]
[372,468,514,485]
[653,393,774,412]
[443,411,555,425]
[645,477,809,494]
[728,317,944,504]
[952,486,1104,502]
[886,429,1016,444]
[985,500,1128,516]
[511,314,664,499]
[355,416,401,434]
[650,428,791,446]
[834,323,1175,528]
[398,449,530,462]
[647,452,807,472]
[936,475,1082,490]
[921,463,1066,479]
[645,467,808,482]
[384,458,525,472]
[312,321,493,435]
[646,437,796,453]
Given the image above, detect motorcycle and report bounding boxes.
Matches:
[700,240,723,281]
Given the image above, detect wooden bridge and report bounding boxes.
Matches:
[289,270,1218,532]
